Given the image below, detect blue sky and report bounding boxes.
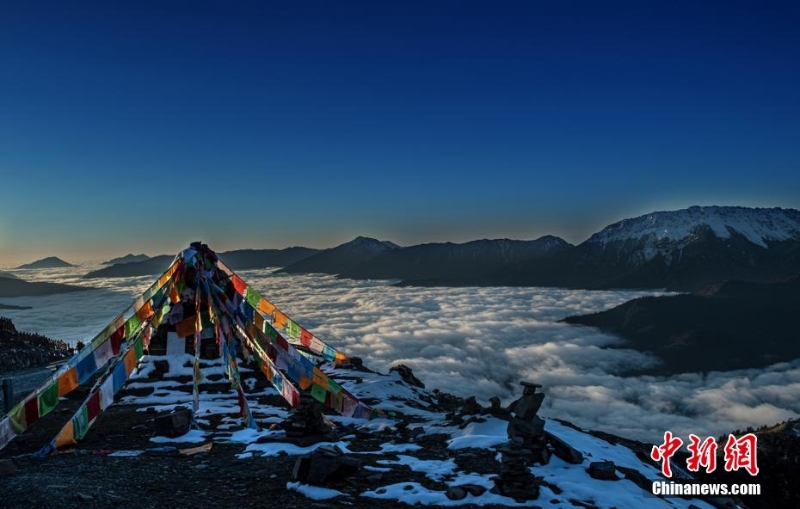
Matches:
[1,1,799,264]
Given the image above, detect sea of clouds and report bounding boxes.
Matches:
[2,264,798,442]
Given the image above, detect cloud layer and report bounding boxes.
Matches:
[3,264,798,442]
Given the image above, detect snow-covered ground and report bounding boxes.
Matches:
[115,353,719,509]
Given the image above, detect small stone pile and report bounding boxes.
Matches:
[491,381,548,501]
[492,444,540,501]
[507,381,548,463]
[281,396,334,441]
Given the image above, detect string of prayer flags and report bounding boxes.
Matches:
[215,260,352,367]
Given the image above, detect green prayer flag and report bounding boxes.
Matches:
[73,406,90,440]
[38,381,60,417]
[245,286,260,309]
[8,402,26,433]
[311,383,327,403]
[134,336,144,359]
[327,378,342,394]
[264,327,278,340]
[286,320,300,338]
[125,314,141,338]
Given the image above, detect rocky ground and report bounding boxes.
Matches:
[0,317,71,374]
[0,351,786,509]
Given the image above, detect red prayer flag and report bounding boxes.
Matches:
[110,325,125,355]
[232,274,247,296]
[24,397,39,427]
[86,391,101,421]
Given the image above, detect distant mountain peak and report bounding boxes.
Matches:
[16,256,73,269]
[102,253,150,265]
[346,236,401,250]
[587,206,800,250]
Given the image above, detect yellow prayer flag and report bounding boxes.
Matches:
[58,367,79,397]
[273,311,287,330]
[54,420,77,448]
[258,298,275,316]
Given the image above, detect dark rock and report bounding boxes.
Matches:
[445,487,467,500]
[460,396,483,415]
[546,432,583,464]
[0,458,17,477]
[507,416,545,441]
[154,407,192,437]
[513,392,544,420]
[458,484,487,497]
[616,465,651,491]
[520,381,542,392]
[587,461,617,481]
[292,447,361,485]
[389,364,425,388]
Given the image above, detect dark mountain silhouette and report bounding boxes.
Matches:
[218,247,319,270]
[103,253,150,265]
[16,257,73,269]
[82,255,174,279]
[694,418,800,509]
[0,271,20,280]
[344,236,572,281]
[278,237,400,275]
[408,206,800,291]
[0,277,91,298]
[562,274,800,374]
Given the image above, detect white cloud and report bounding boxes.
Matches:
[3,265,798,443]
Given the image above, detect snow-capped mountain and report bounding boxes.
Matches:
[587,206,800,264]
[480,206,800,291]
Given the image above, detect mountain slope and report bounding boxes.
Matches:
[82,255,174,279]
[219,247,319,270]
[562,274,800,374]
[16,256,73,269]
[278,237,400,275]
[0,271,20,280]
[345,236,572,281]
[0,277,91,298]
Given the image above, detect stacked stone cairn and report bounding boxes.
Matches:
[491,381,547,501]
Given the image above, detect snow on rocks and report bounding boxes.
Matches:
[112,353,720,508]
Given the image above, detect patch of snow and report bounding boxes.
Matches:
[286,481,346,500]
[241,440,353,458]
[377,455,457,481]
[447,417,509,450]
[362,482,529,507]
[149,429,208,444]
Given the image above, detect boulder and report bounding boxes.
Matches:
[292,445,361,485]
[389,364,425,388]
[546,431,584,464]
[154,407,192,437]
[445,486,467,501]
[587,461,617,481]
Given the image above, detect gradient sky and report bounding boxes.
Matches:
[1,1,799,265]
